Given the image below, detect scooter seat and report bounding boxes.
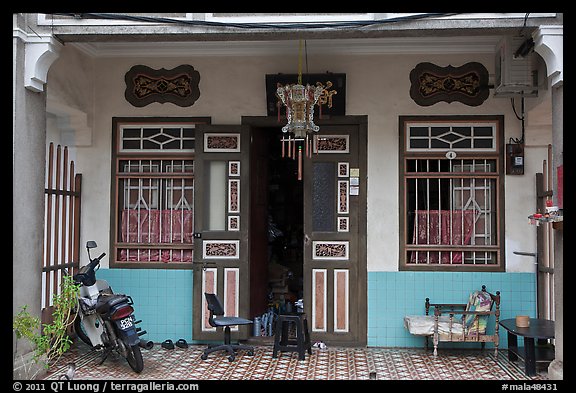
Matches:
[95,294,129,315]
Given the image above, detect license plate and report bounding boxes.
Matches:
[118,317,133,330]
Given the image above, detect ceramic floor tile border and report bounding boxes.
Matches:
[42,342,548,381]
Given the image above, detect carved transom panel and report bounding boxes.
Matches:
[125,65,200,107]
[409,62,489,107]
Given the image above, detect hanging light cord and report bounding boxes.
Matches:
[298,39,303,85]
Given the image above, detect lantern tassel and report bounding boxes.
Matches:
[298,145,303,181]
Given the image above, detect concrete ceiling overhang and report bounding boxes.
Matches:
[70,36,505,57]
[37,13,562,57]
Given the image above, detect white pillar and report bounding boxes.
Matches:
[12,14,62,378]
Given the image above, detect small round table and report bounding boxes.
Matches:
[499,318,555,377]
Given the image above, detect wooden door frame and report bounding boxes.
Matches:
[242,115,368,346]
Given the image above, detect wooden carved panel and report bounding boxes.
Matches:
[409,62,489,107]
[125,65,200,107]
[202,240,239,259]
[312,241,349,260]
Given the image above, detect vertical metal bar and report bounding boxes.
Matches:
[181,177,185,244]
[426,160,430,263]
[484,175,489,264]
[542,158,549,270]
[52,145,62,300]
[437,159,441,261]
[471,176,476,265]
[125,174,131,262]
[61,147,68,280]
[460,165,464,262]
[542,159,550,318]
[45,143,54,308]
[159,161,165,246]
[484,160,489,247]
[546,144,554,319]
[449,158,453,263]
[148,159,153,262]
[415,160,419,246]
[68,161,75,276]
[169,177,174,261]
[137,177,142,262]
[73,173,82,275]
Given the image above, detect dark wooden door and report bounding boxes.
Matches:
[192,124,251,340]
[302,117,367,345]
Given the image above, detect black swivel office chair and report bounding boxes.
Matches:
[200,293,255,362]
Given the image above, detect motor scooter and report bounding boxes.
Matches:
[73,241,150,373]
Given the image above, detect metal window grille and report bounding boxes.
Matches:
[117,159,194,264]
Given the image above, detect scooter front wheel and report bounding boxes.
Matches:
[125,343,144,373]
[74,316,93,348]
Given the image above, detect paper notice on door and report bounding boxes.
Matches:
[350,186,359,196]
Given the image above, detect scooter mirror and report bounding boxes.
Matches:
[86,241,98,249]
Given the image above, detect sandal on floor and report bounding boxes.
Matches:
[176,339,188,349]
[162,339,175,350]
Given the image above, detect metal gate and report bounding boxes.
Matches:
[42,142,82,325]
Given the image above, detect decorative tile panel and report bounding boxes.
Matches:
[338,162,349,177]
[338,180,349,214]
[228,161,240,176]
[338,217,349,232]
[315,135,349,153]
[227,216,240,231]
[224,268,240,331]
[204,133,240,152]
[312,269,327,332]
[334,269,349,333]
[312,241,349,260]
[228,179,240,213]
[202,240,240,259]
[201,268,217,331]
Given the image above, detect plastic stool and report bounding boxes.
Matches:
[272,312,312,361]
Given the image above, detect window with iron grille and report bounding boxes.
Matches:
[111,117,209,268]
[399,116,505,271]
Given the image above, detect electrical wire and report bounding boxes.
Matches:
[509,97,525,144]
[519,13,530,37]
[48,12,461,30]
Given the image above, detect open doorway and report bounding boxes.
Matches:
[249,127,304,321]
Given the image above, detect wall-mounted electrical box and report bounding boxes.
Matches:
[506,143,525,175]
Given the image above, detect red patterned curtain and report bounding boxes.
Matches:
[411,210,475,264]
[119,209,193,262]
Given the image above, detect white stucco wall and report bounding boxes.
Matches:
[46,45,551,272]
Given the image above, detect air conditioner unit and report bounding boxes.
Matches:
[493,36,538,97]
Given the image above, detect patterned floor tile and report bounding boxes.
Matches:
[42,341,549,381]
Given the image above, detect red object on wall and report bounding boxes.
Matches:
[557,165,563,209]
